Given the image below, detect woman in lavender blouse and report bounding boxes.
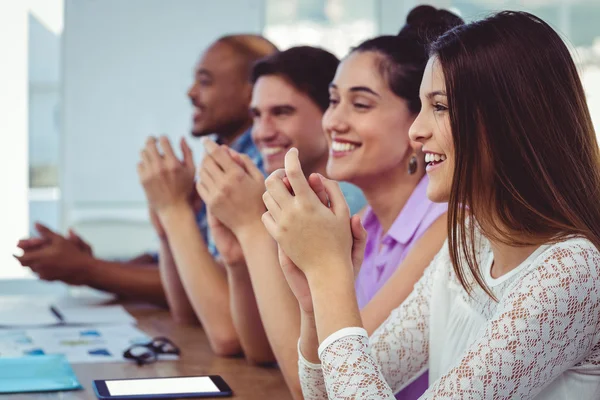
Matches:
[241,6,462,399]
[318,7,461,398]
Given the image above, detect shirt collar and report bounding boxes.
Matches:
[363,176,433,245]
[361,206,379,231]
[216,127,253,152]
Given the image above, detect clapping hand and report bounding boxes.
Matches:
[262,149,367,313]
[137,136,196,214]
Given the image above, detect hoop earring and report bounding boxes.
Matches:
[408,154,418,175]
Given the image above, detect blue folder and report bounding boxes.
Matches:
[0,354,82,394]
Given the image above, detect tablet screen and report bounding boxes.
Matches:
[106,376,219,395]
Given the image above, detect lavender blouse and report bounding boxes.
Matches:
[356,176,447,399]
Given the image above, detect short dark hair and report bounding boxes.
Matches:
[352,5,463,114]
[251,46,340,112]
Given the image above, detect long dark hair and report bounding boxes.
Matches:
[352,5,463,114]
[430,11,600,297]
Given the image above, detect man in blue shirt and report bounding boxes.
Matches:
[16,35,276,323]
[136,34,277,356]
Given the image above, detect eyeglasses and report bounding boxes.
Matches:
[123,336,180,365]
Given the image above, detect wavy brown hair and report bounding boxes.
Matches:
[430,11,600,297]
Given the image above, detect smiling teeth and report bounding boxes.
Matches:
[262,147,285,156]
[425,153,447,163]
[332,141,358,152]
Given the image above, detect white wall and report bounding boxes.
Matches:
[62,0,263,258]
[0,1,30,278]
[29,9,62,236]
[379,0,420,35]
[29,12,61,86]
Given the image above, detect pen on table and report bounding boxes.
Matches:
[50,305,65,324]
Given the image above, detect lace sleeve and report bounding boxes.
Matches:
[317,249,439,398]
[298,341,328,399]
[424,240,600,399]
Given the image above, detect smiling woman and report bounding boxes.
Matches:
[263,6,464,400]
[322,4,462,324]
[263,10,600,400]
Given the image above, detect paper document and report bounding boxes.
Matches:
[0,324,171,364]
[0,299,58,327]
[57,305,136,325]
[0,303,136,328]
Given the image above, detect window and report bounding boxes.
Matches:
[570,1,600,134]
[447,0,600,138]
[264,0,378,57]
[1,0,63,279]
[28,0,63,238]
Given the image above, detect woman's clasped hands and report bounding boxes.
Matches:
[261,148,367,313]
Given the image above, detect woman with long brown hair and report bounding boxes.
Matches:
[261,11,600,399]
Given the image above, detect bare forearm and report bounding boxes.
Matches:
[237,225,304,398]
[161,205,240,356]
[227,265,275,365]
[127,252,157,265]
[84,258,167,307]
[158,239,198,324]
[308,265,362,345]
[299,311,319,364]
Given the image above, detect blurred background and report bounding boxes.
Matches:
[1,0,599,278]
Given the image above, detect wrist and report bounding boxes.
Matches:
[81,255,100,283]
[233,216,266,237]
[305,258,354,292]
[221,255,247,270]
[300,311,319,364]
[307,263,362,343]
[300,309,316,324]
[235,220,268,242]
[226,262,250,281]
[158,202,194,229]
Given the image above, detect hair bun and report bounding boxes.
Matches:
[398,5,464,45]
[406,5,440,27]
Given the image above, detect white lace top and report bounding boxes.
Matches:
[298,234,600,399]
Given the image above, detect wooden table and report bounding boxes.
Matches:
[1,282,292,400]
